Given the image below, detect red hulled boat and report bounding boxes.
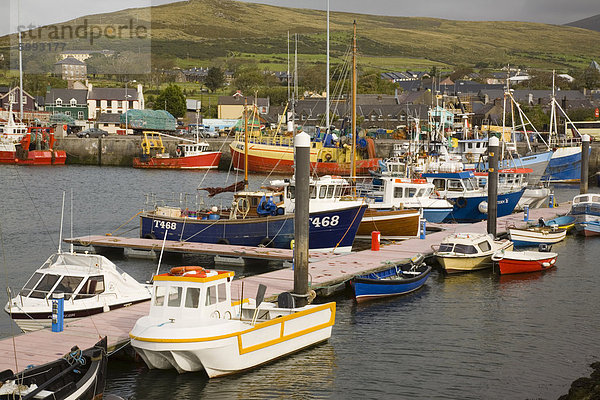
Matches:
[492,249,558,275]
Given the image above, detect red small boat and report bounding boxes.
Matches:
[133,131,221,169]
[492,249,558,275]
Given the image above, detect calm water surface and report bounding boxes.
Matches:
[0,165,598,399]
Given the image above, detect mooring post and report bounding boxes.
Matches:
[51,292,64,333]
[487,136,499,238]
[580,134,590,194]
[293,131,310,307]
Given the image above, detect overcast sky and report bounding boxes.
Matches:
[2,0,599,35]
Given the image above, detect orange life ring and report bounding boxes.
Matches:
[170,266,207,276]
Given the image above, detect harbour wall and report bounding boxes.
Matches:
[56,137,600,176]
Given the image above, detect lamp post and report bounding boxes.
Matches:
[125,80,136,134]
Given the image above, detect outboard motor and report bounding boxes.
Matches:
[538,243,552,252]
[538,217,546,227]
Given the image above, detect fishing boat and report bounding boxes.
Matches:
[4,251,151,332]
[492,248,558,274]
[0,108,66,165]
[129,267,335,378]
[421,171,524,222]
[140,194,366,253]
[507,225,566,247]
[570,193,600,235]
[133,131,221,169]
[0,337,107,400]
[351,254,432,302]
[357,176,453,223]
[273,175,422,239]
[433,232,513,274]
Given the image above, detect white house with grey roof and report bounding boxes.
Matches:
[86,82,144,120]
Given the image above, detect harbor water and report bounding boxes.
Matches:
[1,165,599,399]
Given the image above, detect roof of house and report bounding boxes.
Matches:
[356,94,397,105]
[218,95,269,107]
[45,89,87,105]
[88,87,139,100]
[55,57,86,66]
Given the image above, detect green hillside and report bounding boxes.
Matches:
[2,0,600,72]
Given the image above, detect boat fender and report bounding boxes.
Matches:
[456,197,467,208]
[217,238,230,245]
[290,239,295,250]
[144,233,157,240]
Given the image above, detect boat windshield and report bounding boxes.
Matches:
[464,178,478,191]
[447,180,464,192]
[75,276,105,300]
[53,276,84,300]
[28,274,60,299]
[453,244,478,254]
[19,272,43,297]
[438,243,454,252]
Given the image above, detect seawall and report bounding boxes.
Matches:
[55,137,600,176]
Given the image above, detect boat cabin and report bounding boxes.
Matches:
[473,168,532,191]
[233,190,285,217]
[421,171,480,196]
[571,194,600,216]
[275,175,355,213]
[363,177,434,204]
[16,253,126,301]
[175,142,210,158]
[149,268,236,321]
[437,233,494,255]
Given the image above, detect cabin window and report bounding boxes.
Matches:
[447,180,463,192]
[327,185,335,198]
[477,241,491,252]
[334,186,343,197]
[593,196,600,203]
[287,186,295,199]
[205,285,217,306]
[218,283,227,302]
[424,188,432,196]
[54,276,83,300]
[75,276,105,299]
[20,272,43,297]
[185,287,201,308]
[407,188,417,198]
[453,244,478,254]
[29,274,60,299]
[438,243,454,252]
[319,186,327,199]
[154,286,167,306]
[309,185,317,199]
[432,179,445,191]
[394,187,403,198]
[416,188,426,197]
[466,178,478,190]
[167,287,182,307]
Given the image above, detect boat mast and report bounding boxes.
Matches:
[18,0,24,122]
[244,98,248,189]
[58,192,65,254]
[549,70,557,144]
[351,20,357,185]
[325,0,330,135]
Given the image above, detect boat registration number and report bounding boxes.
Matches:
[310,215,339,228]
[154,221,177,230]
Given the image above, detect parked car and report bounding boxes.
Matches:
[201,131,219,138]
[77,128,108,138]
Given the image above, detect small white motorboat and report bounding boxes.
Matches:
[130,266,336,378]
[433,232,513,274]
[4,251,151,332]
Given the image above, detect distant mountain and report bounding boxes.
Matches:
[565,14,600,32]
[2,0,600,72]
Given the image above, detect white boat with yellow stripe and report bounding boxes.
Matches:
[129,266,335,378]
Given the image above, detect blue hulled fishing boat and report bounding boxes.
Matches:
[421,171,524,222]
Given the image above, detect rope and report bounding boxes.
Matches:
[106,211,142,236]
[333,200,367,252]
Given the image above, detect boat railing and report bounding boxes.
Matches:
[549,137,582,148]
[234,133,294,147]
[144,192,203,213]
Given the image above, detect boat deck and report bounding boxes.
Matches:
[0,203,570,371]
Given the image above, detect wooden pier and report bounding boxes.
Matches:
[0,204,570,371]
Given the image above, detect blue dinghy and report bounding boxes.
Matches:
[352,254,432,302]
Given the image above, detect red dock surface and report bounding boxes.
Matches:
[0,204,570,371]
